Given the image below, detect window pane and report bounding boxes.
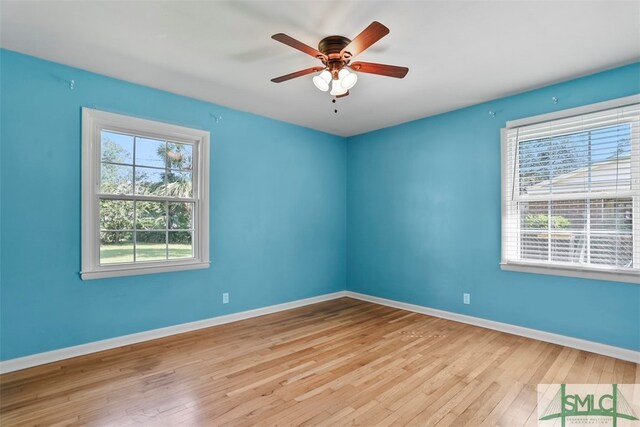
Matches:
[100,231,133,264]
[520,201,549,230]
[521,231,548,261]
[519,124,632,196]
[519,134,589,196]
[135,167,165,196]
[135,137,166,168]
[100,200,134,230]
[590,198,632,231]
[550,200,586,230]
[518,138,548,191]
[168,231,193,259]
[136,201,166,230]
[590,160,631,193]
[101,131,133,164]
[169,202,193,229]
[167,142,193,171]
[101,164,133,194]
[589,125,631,193]
[590,234,633,268]
[551,232,586,263]
[135,231,167,261]
[166,171,193,198]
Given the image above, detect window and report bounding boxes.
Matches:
[501,96,639,283]
[81,108,210,279]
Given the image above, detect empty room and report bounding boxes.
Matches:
[0,1,639,426]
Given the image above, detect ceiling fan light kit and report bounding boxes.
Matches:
[312,70,332,91]
[338,69,357,90]
[330,79,347,96]
[271,21,408,100]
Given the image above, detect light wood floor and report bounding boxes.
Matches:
[1,298,638,426]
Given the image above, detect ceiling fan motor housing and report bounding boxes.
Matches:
[318,35,351,78]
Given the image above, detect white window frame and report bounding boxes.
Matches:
[81,108,210,280]
[500,95,640,284]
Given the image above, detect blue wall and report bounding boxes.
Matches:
[347,63,640,351]
[0,50,347,360]
[1,49,638,361]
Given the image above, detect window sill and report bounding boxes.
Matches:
[81,260,210,280]
[500,261,639,284]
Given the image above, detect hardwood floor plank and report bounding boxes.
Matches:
[1,297,637,426]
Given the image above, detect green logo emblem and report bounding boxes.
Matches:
[539,384,638,427]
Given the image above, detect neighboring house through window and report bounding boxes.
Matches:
[501,96,639,283]
[81,108,210,279]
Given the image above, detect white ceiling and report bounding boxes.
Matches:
[2,1,639,137]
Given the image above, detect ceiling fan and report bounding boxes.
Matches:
[270,21,408,98]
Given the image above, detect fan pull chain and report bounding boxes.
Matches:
[332,98,337,114]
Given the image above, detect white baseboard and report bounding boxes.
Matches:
[345,291,640,364]
[0,291,348,374]
[3,289,637,374]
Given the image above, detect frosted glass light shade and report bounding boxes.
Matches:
[330,79,348,96]
[338,69,358,90]
[312,70,331,91]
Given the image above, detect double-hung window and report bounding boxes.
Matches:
[501,96,639,283]
[81,108,210,279]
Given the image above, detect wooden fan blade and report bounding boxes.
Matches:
[271,33,327,60]
[350,61,409,78]
[341,21,389,58]
[271,66,325,83]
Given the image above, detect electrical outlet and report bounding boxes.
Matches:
[222,293,229,304]
[463,293,470,305]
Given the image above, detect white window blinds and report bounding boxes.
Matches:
[501,100,640,279]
